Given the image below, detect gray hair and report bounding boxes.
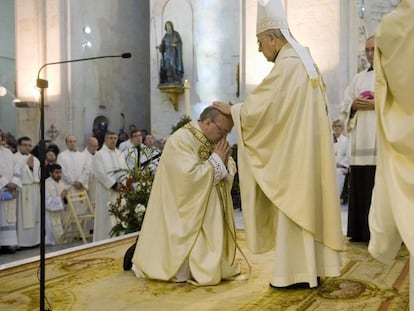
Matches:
[199,106,223,122]
[262,29,287,42]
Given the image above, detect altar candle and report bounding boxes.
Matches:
[184,80,190,117]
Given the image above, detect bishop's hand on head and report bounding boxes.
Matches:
[212,101,232,116]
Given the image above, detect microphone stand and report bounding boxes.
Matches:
[36,76,47,311]
[36,52,131,311]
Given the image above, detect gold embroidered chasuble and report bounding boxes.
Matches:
[132,121,239,285]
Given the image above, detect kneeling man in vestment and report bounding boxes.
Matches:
[132,106,240,286]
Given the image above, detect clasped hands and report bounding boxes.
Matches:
[5,182,17,198]
[214,138,231,167]
[352,95,375,111]
[26,155,34,169]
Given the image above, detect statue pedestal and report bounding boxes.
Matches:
[158,84,184,111]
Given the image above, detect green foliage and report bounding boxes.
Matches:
[171,115,192,134]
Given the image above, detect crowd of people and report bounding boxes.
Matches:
[0,126,162,253]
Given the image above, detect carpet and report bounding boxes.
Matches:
[0,231,409,310]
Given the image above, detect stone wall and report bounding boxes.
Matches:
[14,0,150,148]
[0,0,17,135]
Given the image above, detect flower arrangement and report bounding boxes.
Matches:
[108,147,156,237]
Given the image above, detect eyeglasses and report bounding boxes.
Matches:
[212,120,230,135]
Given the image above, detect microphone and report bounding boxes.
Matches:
[36,52,132,84]
[141,152,162,168]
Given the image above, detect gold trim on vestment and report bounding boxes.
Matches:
[183,122,214,160]
[184,122,251,281]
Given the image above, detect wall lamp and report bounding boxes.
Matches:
[0,85,21,103]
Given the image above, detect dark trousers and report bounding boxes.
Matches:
[347,165,376,242]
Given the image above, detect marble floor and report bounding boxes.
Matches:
[0,204,349,267]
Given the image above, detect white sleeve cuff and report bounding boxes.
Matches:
[209,153,228,185]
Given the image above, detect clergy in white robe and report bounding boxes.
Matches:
[14,137,41,247]
[340,36,376,242]
[213,0,343,288]
[0,133,20,249]
[143,135,161,172]
[132,108,240,286]
[332,120,349,196]
[57,135,90,192]
[45,164,67,246]
[82,137,99,234]
[123,143,160,174]
[92,131,127,242]
[366,0,414,308]
[121,129,144,170]
[82,136,99,204]
[58,135,90,229]
[118,136,134,154]
[121,129,159,173]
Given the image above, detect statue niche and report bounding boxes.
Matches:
[157,21,184,110]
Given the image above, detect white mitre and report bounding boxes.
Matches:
[256,0,318,79]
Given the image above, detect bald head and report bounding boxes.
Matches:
[86,136,99,154]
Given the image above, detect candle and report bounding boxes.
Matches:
[184,80,190,117]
